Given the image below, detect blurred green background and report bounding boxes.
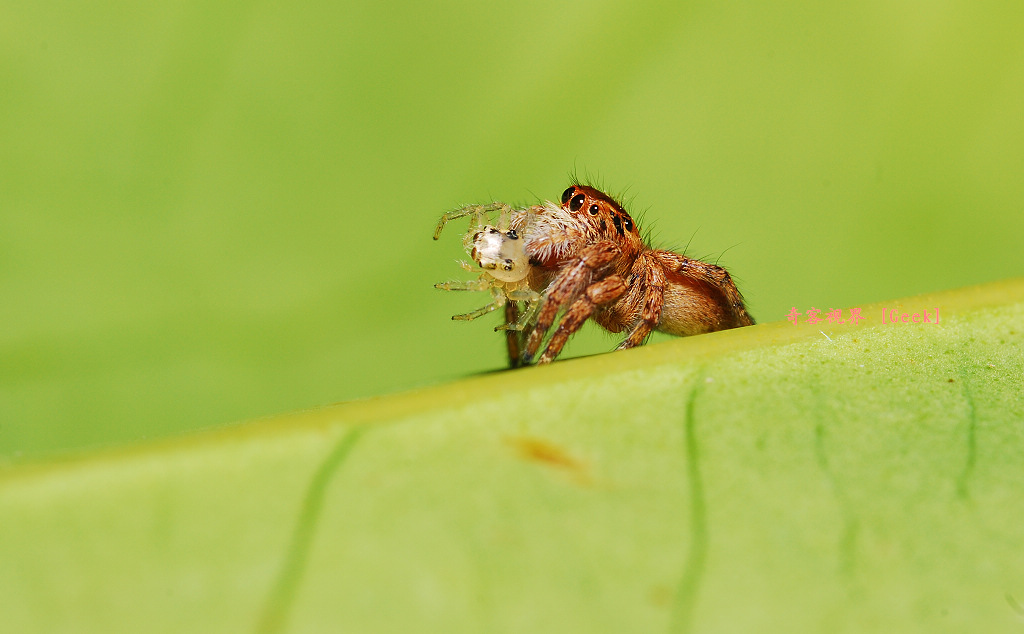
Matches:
[2,1,1022,461]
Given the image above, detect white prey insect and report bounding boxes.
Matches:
[433,202,541,333]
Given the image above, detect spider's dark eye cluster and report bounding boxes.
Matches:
[561,186,587,212]
[588,204,599,216]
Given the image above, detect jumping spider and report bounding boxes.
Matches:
[435,184,754,367]
[433,203,542,362]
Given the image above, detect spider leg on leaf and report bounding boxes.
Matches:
[497,289,541,368]
[538,275,627,365]
[522,240,623,365]
[616,253,666,350]
[503,302,524,369]
[651,251,755,326]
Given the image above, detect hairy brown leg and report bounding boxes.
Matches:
[617,258,666,350]
[538,275,627,365]
[504,301,523,369]
[652,251,755,326]
[522,241,622,364]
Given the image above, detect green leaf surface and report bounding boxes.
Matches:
[4,0,1024,460]
[2,278,1023,632]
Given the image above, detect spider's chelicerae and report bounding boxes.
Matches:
[434,184,755,366]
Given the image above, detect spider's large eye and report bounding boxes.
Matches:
[561,187,575,205]
[588,204,599,216]
[623,217,633,231]
[569,193,585,212]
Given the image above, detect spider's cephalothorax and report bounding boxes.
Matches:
[435,184,755,366]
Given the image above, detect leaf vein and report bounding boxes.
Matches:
[669,371,709,634]
[256,425,369,634]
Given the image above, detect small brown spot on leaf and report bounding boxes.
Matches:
[948,378,956,383]
[505,436,590,484]
[649,584,672,608]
